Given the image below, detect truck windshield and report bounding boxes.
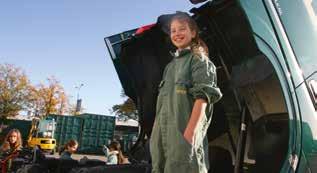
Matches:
[38,119,55,138]
[276,0,317,78]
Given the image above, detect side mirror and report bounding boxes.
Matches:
[309,80,317,107]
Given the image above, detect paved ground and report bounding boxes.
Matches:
[46,153,107,162]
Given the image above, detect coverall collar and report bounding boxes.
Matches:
[170,47,191,58]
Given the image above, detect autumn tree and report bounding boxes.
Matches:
[57,91,68,115]
[29,77,70,116]
[0,64,32,118]
[111,90,138,120]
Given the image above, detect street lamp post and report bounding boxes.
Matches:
[75,83,84,115]
[75,83,84,101]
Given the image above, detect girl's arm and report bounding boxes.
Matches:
[185,55,222,144]
[103,145,109,157]
[183,98,207,144]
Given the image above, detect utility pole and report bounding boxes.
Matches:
[75,83,84,115]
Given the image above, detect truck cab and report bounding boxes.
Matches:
[105,0,317,172]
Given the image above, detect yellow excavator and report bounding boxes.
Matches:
[27,117,56,154]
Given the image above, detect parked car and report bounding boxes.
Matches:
[105,0,317,172]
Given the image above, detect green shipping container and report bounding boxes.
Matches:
[49,114,115,154]
[49,115,84,151]
[117,132,139,153]
[79,113,115,154]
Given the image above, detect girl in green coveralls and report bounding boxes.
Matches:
[150,12,222,173]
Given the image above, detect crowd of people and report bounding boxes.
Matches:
[0,130,130,162]
[57,138,130,165]
[0,128,130,172]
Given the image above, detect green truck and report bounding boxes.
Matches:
[105,0,317,172]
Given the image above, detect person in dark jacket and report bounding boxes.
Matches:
[59,139,78,160]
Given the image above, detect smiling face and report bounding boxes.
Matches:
[170,19,196,50]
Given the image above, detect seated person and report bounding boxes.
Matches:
[59,139,78,160]
[103,141,130,165]
[0,129,22,153]
[0,129,22,154]
[0,129,23,172]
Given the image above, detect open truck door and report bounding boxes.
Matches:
[104,23,174,162]
[105,0,317,172]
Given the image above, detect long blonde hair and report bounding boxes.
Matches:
[1,129,22,152]
[169,12,209,60]
[109,141,126,164]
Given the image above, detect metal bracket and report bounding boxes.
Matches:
[309,80,317,107]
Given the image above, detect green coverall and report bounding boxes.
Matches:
[150,49,222,173]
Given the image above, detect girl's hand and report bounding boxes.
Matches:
[183,127,194,145]
[109,150,119,155]
[183,99,207,145]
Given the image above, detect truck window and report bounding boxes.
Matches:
[275,0,317,78]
